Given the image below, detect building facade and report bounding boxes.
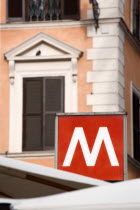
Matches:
[0,0,140,179]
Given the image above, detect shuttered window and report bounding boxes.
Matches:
[133,91,140,162]
[23,77,64,151]
[133,0,140,40]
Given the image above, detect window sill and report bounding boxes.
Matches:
[1,151,55,159]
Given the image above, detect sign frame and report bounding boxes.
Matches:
[55,112,127,181]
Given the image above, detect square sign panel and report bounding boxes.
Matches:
[56,113,127,181]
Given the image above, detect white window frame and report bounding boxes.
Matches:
[5,33,82,153]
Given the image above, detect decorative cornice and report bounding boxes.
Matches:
[0,18,121,30]
[5,32,83,60]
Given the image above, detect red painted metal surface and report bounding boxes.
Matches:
[57,114,125,181]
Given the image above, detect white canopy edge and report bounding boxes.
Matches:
[0,156,108,187]
[8,178,140,210]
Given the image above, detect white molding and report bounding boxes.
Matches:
[0,19,121,30]
[9,64,77,153]
[9,60,15,84]
[6,34,80,153]
[8,54,77,61]
[5,32,82,60]
[6,151,54,159]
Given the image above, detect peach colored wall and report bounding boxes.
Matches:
[19,158,54,168]
[124,0,132,30]
[0,0,6,23]
[0,27,92,152]
[80,0,92,19]
[124,37,140,156]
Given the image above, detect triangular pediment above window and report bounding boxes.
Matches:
[5,32,83,61]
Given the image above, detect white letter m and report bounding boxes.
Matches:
[63,127,119,167]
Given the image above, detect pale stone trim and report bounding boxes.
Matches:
[5,32,82,60]
[86,19,125,112]
[8,54,77,61]
[0,19,121,30]
[5,151,54,159]
[87,0,125,19]
[5,33,82,153]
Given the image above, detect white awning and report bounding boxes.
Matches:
[0,156,108,199]
[9,178,140,210]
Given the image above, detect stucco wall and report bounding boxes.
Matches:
[19,158,54,168]
[0,0,6,23]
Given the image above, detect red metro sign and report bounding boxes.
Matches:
[56,113,127,181]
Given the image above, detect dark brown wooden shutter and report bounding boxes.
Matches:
[8,0,23,18]
[23,77,64,151]
[23,78,43,151]
[61,0,80,20]
[133,92,140,162]
[133,0,140,40]
[44,77,64,149]
[25,0,30,21]
[45,78,64,112]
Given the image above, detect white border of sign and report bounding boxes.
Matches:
[55,112,127,181]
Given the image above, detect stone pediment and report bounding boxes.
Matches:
[5,32,82,61]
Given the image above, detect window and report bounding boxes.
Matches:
[23,77,64,151]
[133,88,140,162]
[7,0,80,22]
[133,0,140,40]
[7,0,24,22]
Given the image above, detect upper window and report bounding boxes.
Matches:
[7,0,80,22]
[133,0,140,40]
[133,87,140,162]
